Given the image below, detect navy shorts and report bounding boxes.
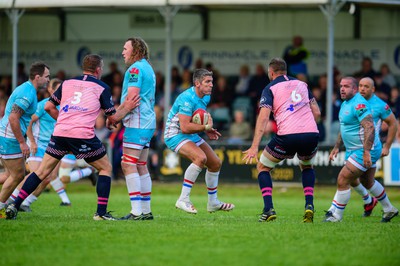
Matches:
[46,135,107,163]
[265,133,319,161]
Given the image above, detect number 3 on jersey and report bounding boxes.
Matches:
[291,90,302,103]
[71,92,83,104]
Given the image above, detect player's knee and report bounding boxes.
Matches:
[58,167,72,179]
[259,154,278,170]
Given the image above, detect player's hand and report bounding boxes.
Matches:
[381,146,390,157]
[363,150,372,169]
[242,146,259,164]
[106,118,117,130]
[20,142,30,158]
[205,113,214,131]
[205,128,221,140]
[125,94,141,110]
[329,147,339,161]
[30,142,38,156]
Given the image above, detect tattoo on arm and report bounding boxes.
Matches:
[360,115,375,151]
[334,132,343,149]
[11,104,25,115]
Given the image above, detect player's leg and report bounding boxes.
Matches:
[6,153,60,219]
[297,132,319,223]
[174,140,207,214]
[360,168,398,222]
[86,153,116,221]
[350,177,377,217]
[257,150,281,222]
[200,141,235,213]
[65,159,96,186]
[324,151,365,222]
[120,146,144,219]
[136,148,153,220]
[17,158,42,212]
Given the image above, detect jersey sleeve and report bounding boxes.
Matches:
[14,89,35,112]
[178,95,194,116]
[49,84,62,106]
[35,100,45,118]
[354,100,371,123]
[99,86,116,116]
[259,86,273,109]
[127,65,143,89]
[380,102,392,120]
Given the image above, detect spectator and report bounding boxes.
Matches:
[247,63,270,123]
[353,57,378,81]
[171,66,182,88]
[178,68,192,92]
[380,63,397,88]
[102,61,122,87]
[283,36,309,77]
[17,62,28,85]
[56,70,67,81]
[228,110,252,144]
[234,64,251,97]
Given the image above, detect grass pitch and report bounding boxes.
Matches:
[1,181,400,266]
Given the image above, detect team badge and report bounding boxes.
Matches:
[128,67,139,83]
[355,103,367,117]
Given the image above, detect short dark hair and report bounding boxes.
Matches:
[342,76,358,89]
[193,69,213,84]
[29,62,49,80]
[82,54,103,73]
[268,58,287,73]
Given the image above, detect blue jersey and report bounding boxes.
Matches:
[121,58,156,129]
[368,94,392,137]
[164,86,210,139]
[0,81,37,139]
[339,93,381,151]
[30,98,59,150]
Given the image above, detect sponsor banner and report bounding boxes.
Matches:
[159,144,385,184]
[0,40,399,77]
[384,144,400,186]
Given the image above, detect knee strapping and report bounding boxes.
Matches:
[59,167,73,177]
[122,154,139,165]
[259,154,278,168]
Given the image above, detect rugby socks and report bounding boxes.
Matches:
[330,189,351,220]
[126,173,142,216]
[179,163,202,201]
[22,194,37,207]
[369,180,393,212]
[9,188,20,203]
[96,175,111,216]
[13,172,42,209]
[69,167,93,183]
[301,168,315,208]
[353,183,372,205]
[205,170,219,203]
[140,173,152,215]
[258,171,274,211]
[50,177,71,204]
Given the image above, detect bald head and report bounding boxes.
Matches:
[359,77,375,100]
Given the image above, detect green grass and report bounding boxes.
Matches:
[1,181,400,266]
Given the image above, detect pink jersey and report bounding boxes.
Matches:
[50,75,116,139]
[260,75,318,135]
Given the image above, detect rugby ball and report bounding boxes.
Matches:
[191,109,209,125]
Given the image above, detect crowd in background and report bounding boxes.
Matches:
[1,41,400,179]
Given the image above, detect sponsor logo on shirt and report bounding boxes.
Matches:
[61,104,88,113]
[129,67,139,83]
[355,103,367,117]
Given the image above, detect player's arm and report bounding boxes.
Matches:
[110,94,141,125]
[44,100,59,120]
[309,98,321,123]
[26,114,39,155]
[329,131,342,161]
[9,104,30,156]
[179,113,213,134]
[360,114,375,168]
[243,107,271,164]
[381,113,398,156]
